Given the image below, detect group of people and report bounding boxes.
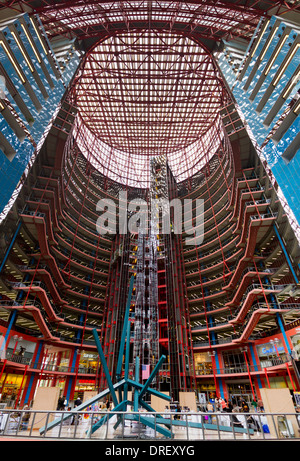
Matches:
[56,395,111,413]
[56,395,82,411]
[204,396,264,414]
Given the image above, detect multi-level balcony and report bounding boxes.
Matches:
[0,132,115,350]
[194,349,293,377]
[181,138,300,358]
[0,96,299,399]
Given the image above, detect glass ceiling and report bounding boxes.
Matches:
[32,0,267,42]
[73,31,228,187]
[2,1,287,187]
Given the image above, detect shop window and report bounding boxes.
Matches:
[256,339,286,367]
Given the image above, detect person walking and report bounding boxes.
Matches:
[224,400,233,413]
[174,404,181,420]
[206,401,214,423]
[71,396,82,425]
[74,396,82,408]
[21,405,30,430]
[241,400,249,413]
[257,398,264,412]
[220,398,227,411]
[251,398,258,412]
[57,395,66,411]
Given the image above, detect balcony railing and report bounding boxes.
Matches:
[1,352,98,375]
[0,409,298,441]
[195,353,291,376]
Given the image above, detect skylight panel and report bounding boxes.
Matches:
[73,29,229,186]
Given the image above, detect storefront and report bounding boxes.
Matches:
[74,379,96,400]
[194,352,213,375]
[291,330,300,359]
[197,380,217,403]
[78,351,99,374]
[256,339,287,368]
[6,336,35,365]
[226,382,255,406]
[0,373,28,407]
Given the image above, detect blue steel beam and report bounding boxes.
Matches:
[92,328,119,408]
[123,319,131,402]
[39,380,126,435]
[113,322,131,432]
[126,378,171,402]
[0,221,21,273]
[125,413,254,435]
[126,413,172,438]
[154,416,255,435]
[116,275,135,381]
[134,356,140,411]
[273,224,298,283]
[138,355,166,401]
[90,400,130,435]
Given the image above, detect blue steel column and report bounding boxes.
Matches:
[0,221,21,273]
[273,224,298,284]
[249,344,263,390]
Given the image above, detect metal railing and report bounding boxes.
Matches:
[1,353,98,375]
[0,409,299,441]
[194,354,290,375]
